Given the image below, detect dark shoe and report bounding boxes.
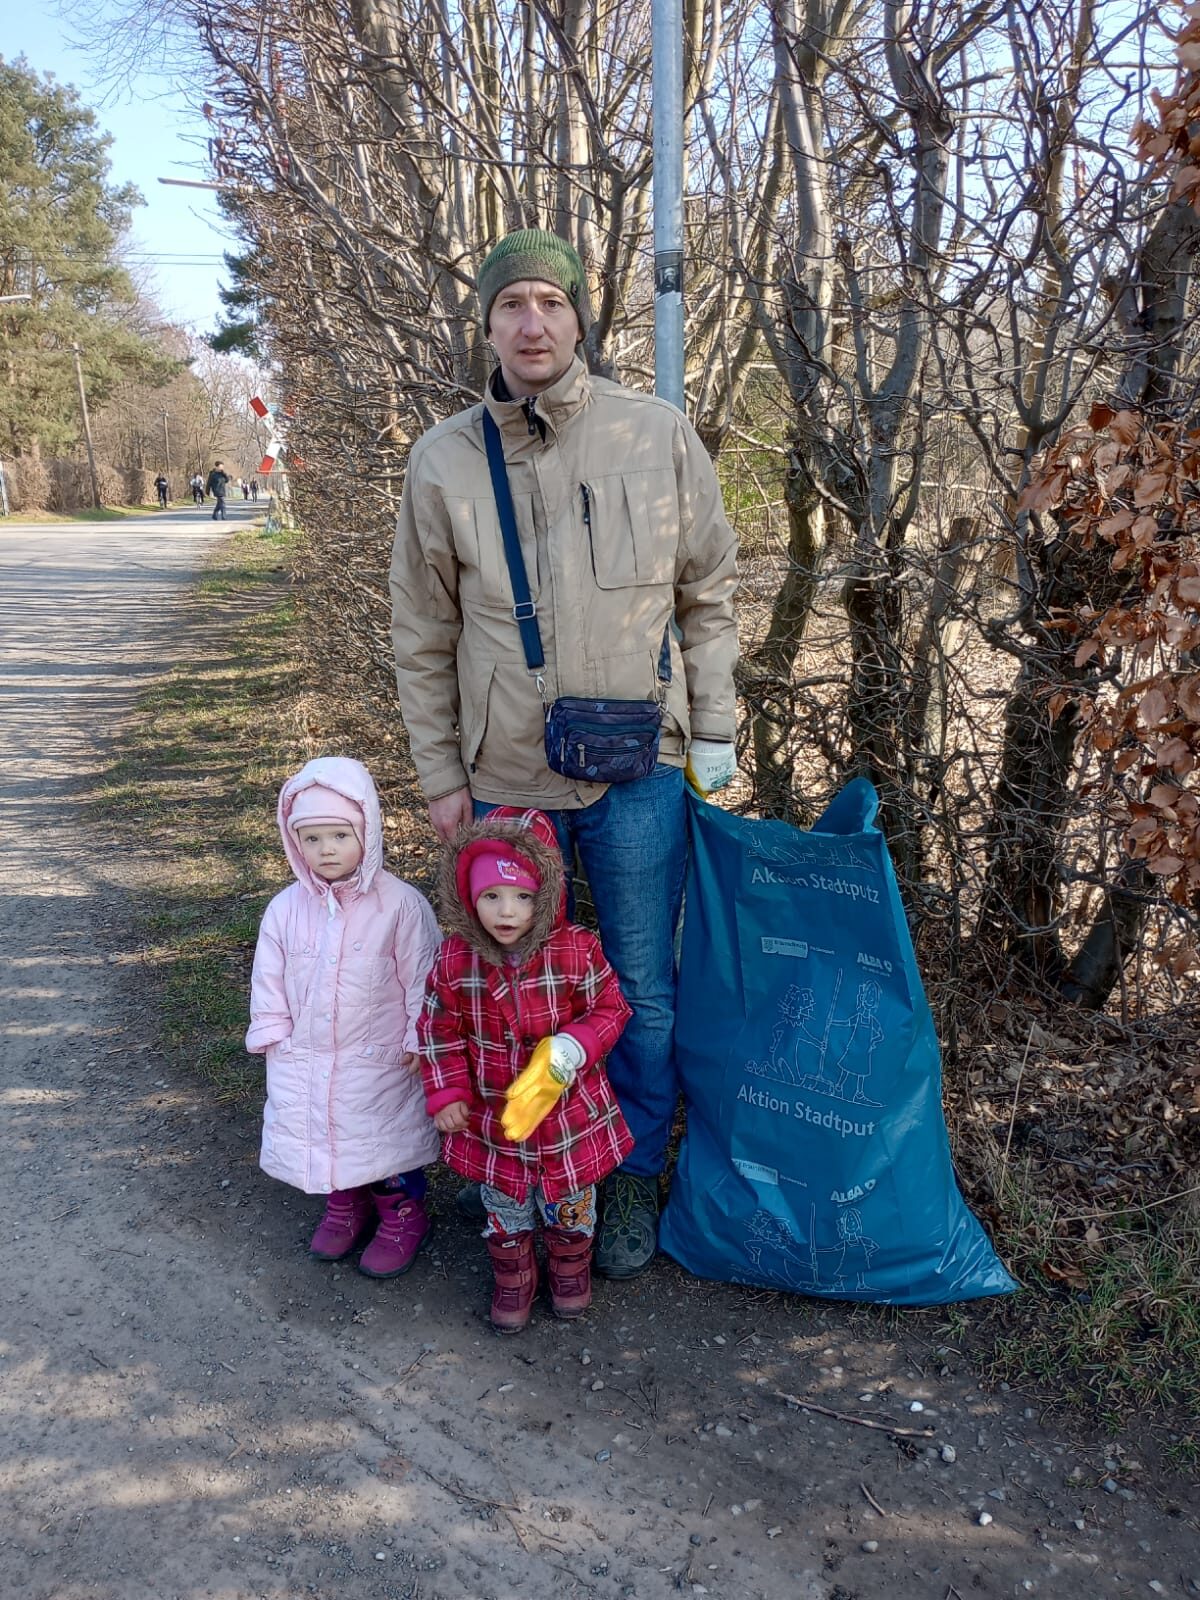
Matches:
[594,1173,659,1280]
[456,1181,486,1221]
[485,1232,538,1333]
[544,1227,593,1318]
[309,1187,374,1261]
[358,1191,432,1278]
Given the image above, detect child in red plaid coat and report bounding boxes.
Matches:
[418,807,632,1331]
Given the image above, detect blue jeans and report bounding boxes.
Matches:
[475,762,687,1176]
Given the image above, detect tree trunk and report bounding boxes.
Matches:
[745,465,827,823]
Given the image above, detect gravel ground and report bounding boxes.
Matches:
[2,514,1198,1600]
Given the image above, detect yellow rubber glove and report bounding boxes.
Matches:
[502,1034,586,1143]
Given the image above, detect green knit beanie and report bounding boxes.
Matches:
[477,229,589,338]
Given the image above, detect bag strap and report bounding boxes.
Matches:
[482,405,672,691]
[482,408,545,674]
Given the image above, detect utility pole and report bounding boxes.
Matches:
[651,0,685,413]
[71,344,101,508]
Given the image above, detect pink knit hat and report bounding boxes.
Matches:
[467,843,539,906]
[288,783,366,847]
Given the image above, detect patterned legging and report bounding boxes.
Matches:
[481,1181,596,1238]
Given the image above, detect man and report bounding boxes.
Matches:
[153,472,169,510]
[390,229,738,1277]
[205,461,229,521]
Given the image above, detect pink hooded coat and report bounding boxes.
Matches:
[246,756,441,1192]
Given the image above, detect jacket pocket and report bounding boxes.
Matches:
[451,493,540,609]
[586,470,677,589]
[466,659,547,790]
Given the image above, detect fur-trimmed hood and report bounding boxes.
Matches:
[437,807,565,967]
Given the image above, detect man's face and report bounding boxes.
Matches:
[488,279,579,397]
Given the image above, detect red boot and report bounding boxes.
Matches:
[485,1232,538,1333]
[544,1228,593,1318]
[358,1190,432,1278]
[309,1187,374,1261]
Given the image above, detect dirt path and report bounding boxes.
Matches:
[1,515,1198,1600]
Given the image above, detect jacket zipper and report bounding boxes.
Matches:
[581,483,592,532]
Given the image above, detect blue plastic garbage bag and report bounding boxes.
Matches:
[659,780,1015,1305]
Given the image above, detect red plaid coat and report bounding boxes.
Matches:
[418,809,633,1201]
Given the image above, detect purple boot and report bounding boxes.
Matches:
[309,1186,375,1261]
[358,1190,432,1278]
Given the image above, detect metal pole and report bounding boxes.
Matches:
[71,344,101,508]
[651,0,685,412]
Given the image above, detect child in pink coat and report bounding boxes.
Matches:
[246,756,442,1277]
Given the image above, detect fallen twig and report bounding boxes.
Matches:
[417,1466,521,1513]
[859,1481,889,1517]
[1001,1020,1036,1174]
[774,1390,935,1439]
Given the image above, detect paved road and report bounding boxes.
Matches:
[1,509,1196,1600]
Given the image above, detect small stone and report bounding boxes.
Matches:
[861,1539,879,1553]
[941,1445,957,1464]
[1073,1519,1086,1532]
[1102,1478,1118,1494]
[595,1449,611,1463]
[220,1179,231,1188]
[858,1392,875,1403]
[690,1534,703,1546]
[977,1511,993,1527]
[766,1527,782,1539]
[714,1424,733,1438]
[987,1488,1006,1502]
[714,1335,726,1345]
[909,1401,925,1413]
[374,1552,386,1562]
[498,1383,513,1393]
[743,1498,762,1511]
[730,1504,743,1516]
[591,1379,605,1391]
[581,1352,592,1366]
[1149,1583,1165,1595]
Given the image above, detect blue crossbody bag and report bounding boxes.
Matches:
[482,409,670,783]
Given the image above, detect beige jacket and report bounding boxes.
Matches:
[389,358,738,810]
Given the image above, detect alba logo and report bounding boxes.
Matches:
[496,858,525,882]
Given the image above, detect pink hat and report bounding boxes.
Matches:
[467,844,540,907]
[288,784,366,847]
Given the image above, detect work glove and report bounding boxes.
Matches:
[685,738,737,796]
[501,1033,587,1143]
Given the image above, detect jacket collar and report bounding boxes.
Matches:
[483,355,590,444]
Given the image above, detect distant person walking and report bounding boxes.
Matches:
[206,461,230,521]
[190,473,205,504]
[250,479,260,502]
[153,473,169,510]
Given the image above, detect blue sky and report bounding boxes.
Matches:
[3,3,233,333]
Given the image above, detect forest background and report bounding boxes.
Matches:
[28,0,1200,1456]
[0,54,265,511]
